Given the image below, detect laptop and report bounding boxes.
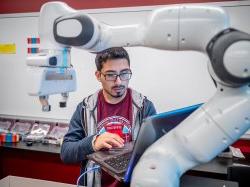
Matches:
[87,103,202,183]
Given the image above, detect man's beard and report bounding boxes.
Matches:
[108,85,126,98]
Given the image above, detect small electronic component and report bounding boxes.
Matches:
[0,132,20,143]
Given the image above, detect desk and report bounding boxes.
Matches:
[0,142,79,184]
[188,156,250,179]
[1,142,250,184]
[180,175,238,187]
[0,141,61,154]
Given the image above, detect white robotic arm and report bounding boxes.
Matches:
[48,2,229,52]
[26,2,77,111]
[26,2,250,186]
[26,2,229,110]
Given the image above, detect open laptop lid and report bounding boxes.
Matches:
[123,103,202,183]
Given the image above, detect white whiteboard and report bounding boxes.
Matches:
[0,1,250,122]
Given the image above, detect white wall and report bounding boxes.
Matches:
[0,1,250,122]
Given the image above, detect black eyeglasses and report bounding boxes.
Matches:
[101,71,132,81]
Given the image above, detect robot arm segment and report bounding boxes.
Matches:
[26,2,230,111]
[132,29,250,187]
[52,3,229,52]
[53,10,142,52]
[207,29,250,87]
[132,85,250,187]
[26,2,77,111]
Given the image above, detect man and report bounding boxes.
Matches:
[61,47,156,187]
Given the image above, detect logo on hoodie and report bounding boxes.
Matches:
[97,116,132,143]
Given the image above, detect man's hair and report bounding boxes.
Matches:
[95,47,130,71]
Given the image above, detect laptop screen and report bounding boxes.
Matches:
[124,103,202,182]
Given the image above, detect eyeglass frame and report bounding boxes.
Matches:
[100,71,132,81]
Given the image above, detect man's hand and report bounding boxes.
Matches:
[93,132,124,151]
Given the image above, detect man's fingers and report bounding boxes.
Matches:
[109,133,124,144]
[94,132,125,151]
[102,142,112,149]
[106,137,124,148]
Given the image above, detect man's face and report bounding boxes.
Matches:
[95,58,131,98]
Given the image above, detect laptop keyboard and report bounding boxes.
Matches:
[104,152,132,173]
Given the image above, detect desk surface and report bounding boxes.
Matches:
[192,157,233,175]
[181,175,238,187]
[191,156,250,178]
[1,141,249,178]
[0,141,61,154]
